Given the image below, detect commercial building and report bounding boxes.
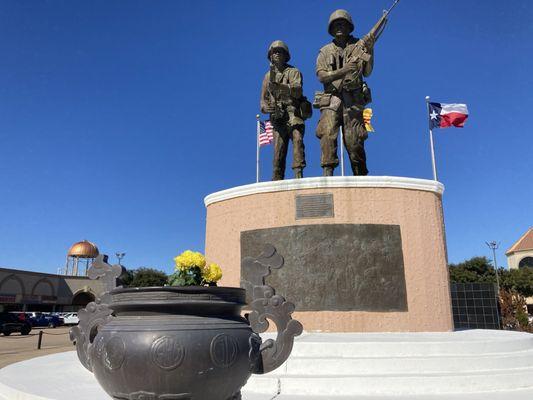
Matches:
[0,240,105,312]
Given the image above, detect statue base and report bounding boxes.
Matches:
[3,330,533,399]
[204,176,453,333]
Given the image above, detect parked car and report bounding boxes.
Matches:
[62,312,79,325]
[0,313,32,336]
[49,313,65,325]
[9,311,29,322]
[28,313,61,328]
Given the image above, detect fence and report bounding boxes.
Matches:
[0,328,70,349]
[450,282,500,330]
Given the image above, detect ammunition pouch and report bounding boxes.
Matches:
[271,104,286,122]
[342,78,361,92]
[362,82,372,105]
[299,96,313,120]
[313,92,332,109]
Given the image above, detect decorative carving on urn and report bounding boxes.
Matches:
[241,244,304,374]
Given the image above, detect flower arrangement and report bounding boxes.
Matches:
[167,250,222,287]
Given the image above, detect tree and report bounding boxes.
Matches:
[449,266,483,283]
[449,256,497,283]
[499,267,533,298]
[449,257,533,302]
[500,289,532,333]
[124,268,168,287]
[119,269,134,287]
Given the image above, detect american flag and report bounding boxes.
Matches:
[258,120,274,146]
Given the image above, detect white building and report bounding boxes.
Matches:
[506,227,533,270]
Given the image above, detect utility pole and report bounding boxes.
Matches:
[486,241,501,328]
[485,241,501,291]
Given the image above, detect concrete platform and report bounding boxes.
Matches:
[205,176,453,333]
[1,330,533,399]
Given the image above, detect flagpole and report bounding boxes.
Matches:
[256,114,260,183]
[340,126,345,176]
[426,96,438,181]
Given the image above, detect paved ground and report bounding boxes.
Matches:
[0,326,74,369]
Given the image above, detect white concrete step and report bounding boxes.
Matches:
[287,330,533,358]
[243,388,533,400]
[246,366,533,396]
[276,349,533,375]
[2,331,533,400]
[243,330,533,397]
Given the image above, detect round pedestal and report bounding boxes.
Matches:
[204,176,453,332]
[3,331,533,400]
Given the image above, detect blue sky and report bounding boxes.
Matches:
[0,0,531,274]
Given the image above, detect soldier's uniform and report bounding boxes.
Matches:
[315,10,372,176]
[260,41,306,181]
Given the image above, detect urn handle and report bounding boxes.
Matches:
[241,244,303,374]
[69,255,122,371]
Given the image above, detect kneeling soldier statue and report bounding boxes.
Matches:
[260,40,311,180]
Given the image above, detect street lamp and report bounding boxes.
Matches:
[486,241,502,328]
[115,252,126,265]
[485,241,501,291]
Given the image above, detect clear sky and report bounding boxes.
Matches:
[1,0,531,275]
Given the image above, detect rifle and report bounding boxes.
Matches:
[334,0,400,91]
[269,64,285,121]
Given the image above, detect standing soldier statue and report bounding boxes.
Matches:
[314,4,398,176]
[260,40,311,180]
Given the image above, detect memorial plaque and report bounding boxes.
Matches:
[295,193,334,219]
[241,224,407,312]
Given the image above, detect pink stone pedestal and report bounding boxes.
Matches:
[204,176,453,333]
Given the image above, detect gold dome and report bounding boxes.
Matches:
[68,240,99,258]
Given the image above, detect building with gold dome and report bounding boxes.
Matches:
[0,240,107,313]
[64,240,100,276]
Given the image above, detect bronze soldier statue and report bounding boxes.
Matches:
[315,9,375,176]
[260,41,311,180]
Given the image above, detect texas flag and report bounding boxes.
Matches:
[429,102,469,129]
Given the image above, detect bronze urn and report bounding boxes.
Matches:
[71,245,302,400]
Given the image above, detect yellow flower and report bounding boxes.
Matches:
[363,108,374,132]
[203,263,222,283]
[174,250,206,271]
[191,252,206,269]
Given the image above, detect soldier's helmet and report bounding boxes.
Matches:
[328,9,354,36]
[267,40,291,62]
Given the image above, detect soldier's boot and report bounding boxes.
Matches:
[323,166,334,176]
[351,163,368,176]
[272,168,284,181]
[294,168,303,179]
